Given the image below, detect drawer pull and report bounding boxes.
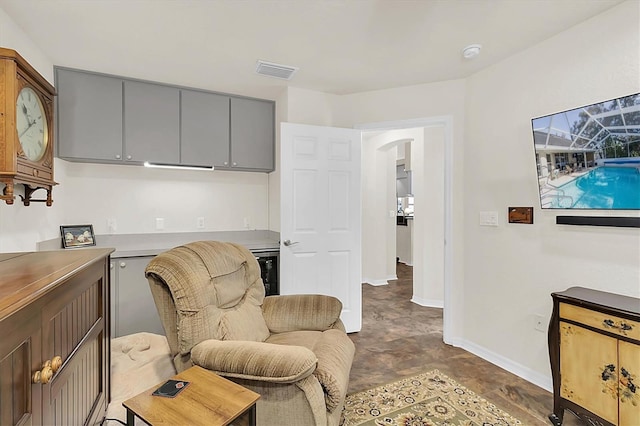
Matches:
[32,365,53,384]
[603,319,633,334]
[51,356,63,373]
[32,355,63,384]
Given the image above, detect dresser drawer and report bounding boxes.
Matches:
[560,303,640,341]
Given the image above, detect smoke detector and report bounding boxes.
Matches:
[255,60,299,80]
[462,44,482,59]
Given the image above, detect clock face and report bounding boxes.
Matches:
[16,86,48,161]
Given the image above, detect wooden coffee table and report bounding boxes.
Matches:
[122,365,260,426]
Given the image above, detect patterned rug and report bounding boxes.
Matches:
[341,369,522,426]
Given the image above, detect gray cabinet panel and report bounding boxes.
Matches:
[181,90,230,167]
[124,81,180,164]
[230,97,274,171]
[113,257,164,337]
[56,69,123,161]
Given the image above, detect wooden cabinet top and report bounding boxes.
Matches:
[0,248,114,320]
[552,286,640,317]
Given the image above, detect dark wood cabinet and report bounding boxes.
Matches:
[0,248,113,426]
[549,287,640,426]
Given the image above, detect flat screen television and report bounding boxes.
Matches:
[531,93,640,210]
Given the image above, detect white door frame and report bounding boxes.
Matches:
[356,116,455,345]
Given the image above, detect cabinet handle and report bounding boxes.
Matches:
[120,262,126,268]
[110,263,114,269]
[126,155,132,160]
[32,355,63,384]
[32,366,53,384]
[223,161,228,166]
[51,356,63,373]
[115,154,121,159]
[602,319,633,333]
[232,162,237,167]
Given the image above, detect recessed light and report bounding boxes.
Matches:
[462,44,482,59]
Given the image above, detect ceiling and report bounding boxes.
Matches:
[0,0,624,97]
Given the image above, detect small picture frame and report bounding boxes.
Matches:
[508,207,534,224]
[60,225,96,249]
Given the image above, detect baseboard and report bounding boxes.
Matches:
[362,278,389,286]
[410,296,443,308]
[387,275,398,281]
[458,339,552,392]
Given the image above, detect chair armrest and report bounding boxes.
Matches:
[191,339,317,383]
[262,294,343,333]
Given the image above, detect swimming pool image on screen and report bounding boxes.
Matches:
[542,167,640,209]
[531,92,640,210]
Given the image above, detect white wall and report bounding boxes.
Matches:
[361,131,401,285]
[0,7,274,252]
[282,1,639,391]
[411,126,445,307]
[462,0,640,388]
[0,7,65,252]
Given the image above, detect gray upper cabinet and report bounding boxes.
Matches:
[124,81,180,164]
[56,68,274,172]
[231,97,275,171]
[56,68,123,161]
[181,89,230,168]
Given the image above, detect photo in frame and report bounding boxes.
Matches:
[60,224,96,248]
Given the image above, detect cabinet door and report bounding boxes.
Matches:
[559,322,618,424]
[230,97,274,171]
[0,309,42,426]
[124,81,180,164]
[115,257,164,337]
[619,340,640,425]
[41,260,108,426]
[56,68,123,162]
[181,90,230,167]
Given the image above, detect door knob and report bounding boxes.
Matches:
[283,239,299,247]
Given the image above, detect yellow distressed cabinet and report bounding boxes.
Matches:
[549,287,640,426]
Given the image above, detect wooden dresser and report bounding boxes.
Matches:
[549,287,640,426]
[0,248,113,425]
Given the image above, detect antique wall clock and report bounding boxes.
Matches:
[0,47,56,206]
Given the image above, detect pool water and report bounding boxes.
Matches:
[549,167,640,209]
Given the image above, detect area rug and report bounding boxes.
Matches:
[341,369,522,426]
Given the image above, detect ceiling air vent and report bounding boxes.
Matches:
[255,60,299,80]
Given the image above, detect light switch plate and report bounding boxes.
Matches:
[479,211,499,226]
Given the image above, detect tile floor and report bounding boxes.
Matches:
[347,262,581,425]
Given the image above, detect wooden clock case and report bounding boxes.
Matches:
[0,47,56,206]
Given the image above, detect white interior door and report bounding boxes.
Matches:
[280,122,362,332]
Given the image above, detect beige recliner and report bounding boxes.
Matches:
[145,241,355,426]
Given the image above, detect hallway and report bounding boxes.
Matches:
[347,263,578,425]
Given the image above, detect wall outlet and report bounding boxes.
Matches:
[107,218,117,234]
[534,314,546,332]
[155,217,165,230]
[197,217,205,229]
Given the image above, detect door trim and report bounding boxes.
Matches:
[355,116,455,345]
